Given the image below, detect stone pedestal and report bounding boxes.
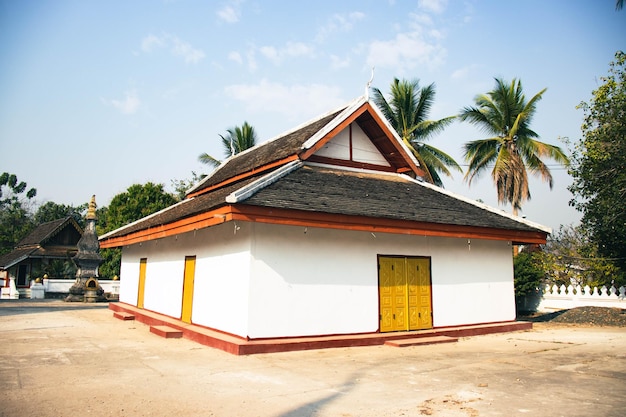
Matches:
[30,282,45,299]
[9,276,20,299]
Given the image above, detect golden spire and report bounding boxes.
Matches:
[86,195,97,220]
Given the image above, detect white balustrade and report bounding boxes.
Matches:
[537,283,626,311]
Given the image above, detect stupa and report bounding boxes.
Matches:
[65,195,106,302]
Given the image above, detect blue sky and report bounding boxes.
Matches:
[0,0,624,231]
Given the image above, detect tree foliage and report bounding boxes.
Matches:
[171,171,206,201]
[568,51,626,276]
[101,183,177,233]
[514,250,544,298]
[199,122,258,168]
[0,173,37,255]
[459,78,569,214]
[34,201,88,228]
[97,182,177,278]
[534,225,622,288]
[372,78,460,187]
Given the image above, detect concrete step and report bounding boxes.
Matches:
[384,335,458,347]
[113,311,135,321]
[150,325,183,339]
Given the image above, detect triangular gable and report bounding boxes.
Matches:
[186,96,426,199]
[308,121,391,168]
[15,217,83,248]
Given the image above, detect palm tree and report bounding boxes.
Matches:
[199,121,258,167]
[372,78,461,187]
[459,78,569,215]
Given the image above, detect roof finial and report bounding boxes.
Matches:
[365,67,375,100]
[86,195,97,220]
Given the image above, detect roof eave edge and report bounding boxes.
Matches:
[400,174,552,235]
[99,198,193,241]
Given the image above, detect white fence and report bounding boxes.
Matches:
[536,284,626,312]
[42,278,120,296]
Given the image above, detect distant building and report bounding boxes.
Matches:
[0,217,82,289]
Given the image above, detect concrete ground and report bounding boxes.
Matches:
[0,300,624,417]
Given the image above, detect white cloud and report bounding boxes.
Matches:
[418,0,448,14]
[366,31,446,74]
[224,79,345,120]
[330,54,350,70]
[366,9,447,74]
[171,37,205,64]
[105,90,140,115]
[141,34,164,52]
[140,33,205,64]
[315,11,366,42]
[228,51,243,64]
[216,0,242,23]
[259,41,315,65]
[246,49,258,72]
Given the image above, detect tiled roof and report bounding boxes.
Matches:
[16,217,75,247]
[242,165,542,233]
[188,110,344,195]
[101,176,259,240]
[0,217,83,269]
[100,97,549,244]
[0,247,36,269]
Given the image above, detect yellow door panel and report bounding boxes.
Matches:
[379,257,395,332]
[137,258,147,309]
[414,258,433,329]
[181,256,196,324]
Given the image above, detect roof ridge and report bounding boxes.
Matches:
[226,160,303,203]
[186,97,360,196]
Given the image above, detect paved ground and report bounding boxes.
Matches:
[0,300,625,417]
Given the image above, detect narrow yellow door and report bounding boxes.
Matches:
[181,256,196,324]
[379,257,395,332]
[137,258,147,309]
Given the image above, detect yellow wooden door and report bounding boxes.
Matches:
[407,258,433,330]
[137,258,147,309]
[181,256,196,324]
[391,258,407,331]
[379,256,432,332]
[379,257,395,332]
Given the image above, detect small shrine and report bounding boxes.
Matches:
[65,196,106,302]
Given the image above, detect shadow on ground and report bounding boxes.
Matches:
[0,299,109,317]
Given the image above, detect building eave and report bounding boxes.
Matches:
[99,203,548,249]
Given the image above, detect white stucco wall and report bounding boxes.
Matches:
[118,223,253,338]
[117,220,516,339]
[246,223,515,338]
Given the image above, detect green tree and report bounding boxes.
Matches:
[372,78,460,186]
[198,122,258,168]
[535,225,622,288]
[568,51,626,277]
[171,171,206,201]
[34,201,88,228]
[101,183,177,233]
[514,250,543,298]
[459,78,569,215]
[97,183,177,278]
[0,173,37,255]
